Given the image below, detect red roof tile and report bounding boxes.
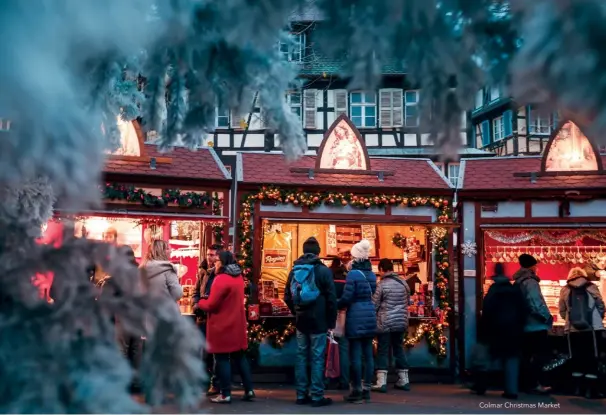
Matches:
[104,145,229,181]
[239,153,451,190]
[461,156,606,190]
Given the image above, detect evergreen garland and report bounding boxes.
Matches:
[238,185,452,358]
[101,183,212,208]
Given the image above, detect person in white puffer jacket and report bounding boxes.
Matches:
[371,258,411,393]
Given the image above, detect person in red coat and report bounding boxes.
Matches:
[197,250,255,404]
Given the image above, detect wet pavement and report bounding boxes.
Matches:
[154,384,605,414]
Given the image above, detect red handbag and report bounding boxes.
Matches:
[325,333,340,379]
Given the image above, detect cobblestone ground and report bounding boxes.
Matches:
[153,384,605,414]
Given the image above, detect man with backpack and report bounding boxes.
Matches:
[284,237,337,407]
[513,254,553,395]
[559,267,605,399]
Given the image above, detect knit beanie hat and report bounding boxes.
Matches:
[567,267,587,281]
[518,253,538,268]
[351,239,371,260]
[302,236,321,255]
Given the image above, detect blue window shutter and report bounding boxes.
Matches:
[552,111,559,130]
[481,120,490,146]
[503,110,513,137]
[526,105,532,133]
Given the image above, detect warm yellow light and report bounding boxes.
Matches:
[319,119,367,170]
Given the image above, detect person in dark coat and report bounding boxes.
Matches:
[338,240,377,404]
[284,237,337,407]
[329,257,347,298]
[192,244,222,396]
[327,256,349,390]
[472,263,526,399]
[513,254,553,395]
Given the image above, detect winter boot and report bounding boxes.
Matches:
[362,388,371,402]
[371,370,388,393]
[469,371,487,395]
[394,369,411,391]
[344,390,363,404]
[572,372,584,396]
[584,374,603,399]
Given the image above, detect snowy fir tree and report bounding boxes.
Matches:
[1,0,606,412]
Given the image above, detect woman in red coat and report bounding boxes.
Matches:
[198,250,254,403]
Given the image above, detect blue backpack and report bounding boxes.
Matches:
[290,264,320,306]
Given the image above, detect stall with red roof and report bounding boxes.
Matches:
[457,120,606,376]
[41,120,231,312]
[235,115,456,374]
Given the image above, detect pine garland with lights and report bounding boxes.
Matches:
[101,183,212,208]
[246,321,296,359]
[211,192,225,246]
[237,186,452,358]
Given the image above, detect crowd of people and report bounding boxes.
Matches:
[473,254,605,400]
[53,228,606,405]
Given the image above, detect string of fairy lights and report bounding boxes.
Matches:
[239,186,453,359]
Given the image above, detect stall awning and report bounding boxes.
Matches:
[459,156,606,192]
[105,145,231,182]
[237,152,452,191]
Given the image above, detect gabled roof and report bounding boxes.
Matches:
[104,145,231,182]
[459,156,606,192]
[237,152,452,191]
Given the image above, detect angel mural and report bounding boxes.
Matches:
[319,120,367,170]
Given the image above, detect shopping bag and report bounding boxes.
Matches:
[325,333,340,379]
[333,309,347,338]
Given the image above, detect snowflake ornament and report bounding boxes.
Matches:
[461,240,477,257]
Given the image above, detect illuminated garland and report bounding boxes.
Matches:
[433,231,451,314]
[487,230,606,245]
[404,322,448,357]
[238,186,452,277]
[238,186,453,358]
[101,182,213,208]
[247,321,296,358]
[211,192,224,246]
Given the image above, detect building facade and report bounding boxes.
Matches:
[193,20,488,189]
[471,87,562,156]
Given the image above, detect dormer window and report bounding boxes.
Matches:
[279,32,305,62]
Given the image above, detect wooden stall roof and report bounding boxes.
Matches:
[459,156,606,194]
[105,145,231,183]
[236,152,452,192]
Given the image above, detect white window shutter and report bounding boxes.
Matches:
[334,90,348,116]
[392,89,403,127]
[255,95,265,128]
[303,89,317,129]
[379,89,393,127]
[230,110,243,129]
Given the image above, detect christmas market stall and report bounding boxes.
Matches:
[44,119,231,313]
[235,115,456,374]
[457,120,606,377]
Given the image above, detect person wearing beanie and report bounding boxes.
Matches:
[284,236,337,407]
[338,239,377,404]
[559,267,605,399]
[513,253,553,395]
